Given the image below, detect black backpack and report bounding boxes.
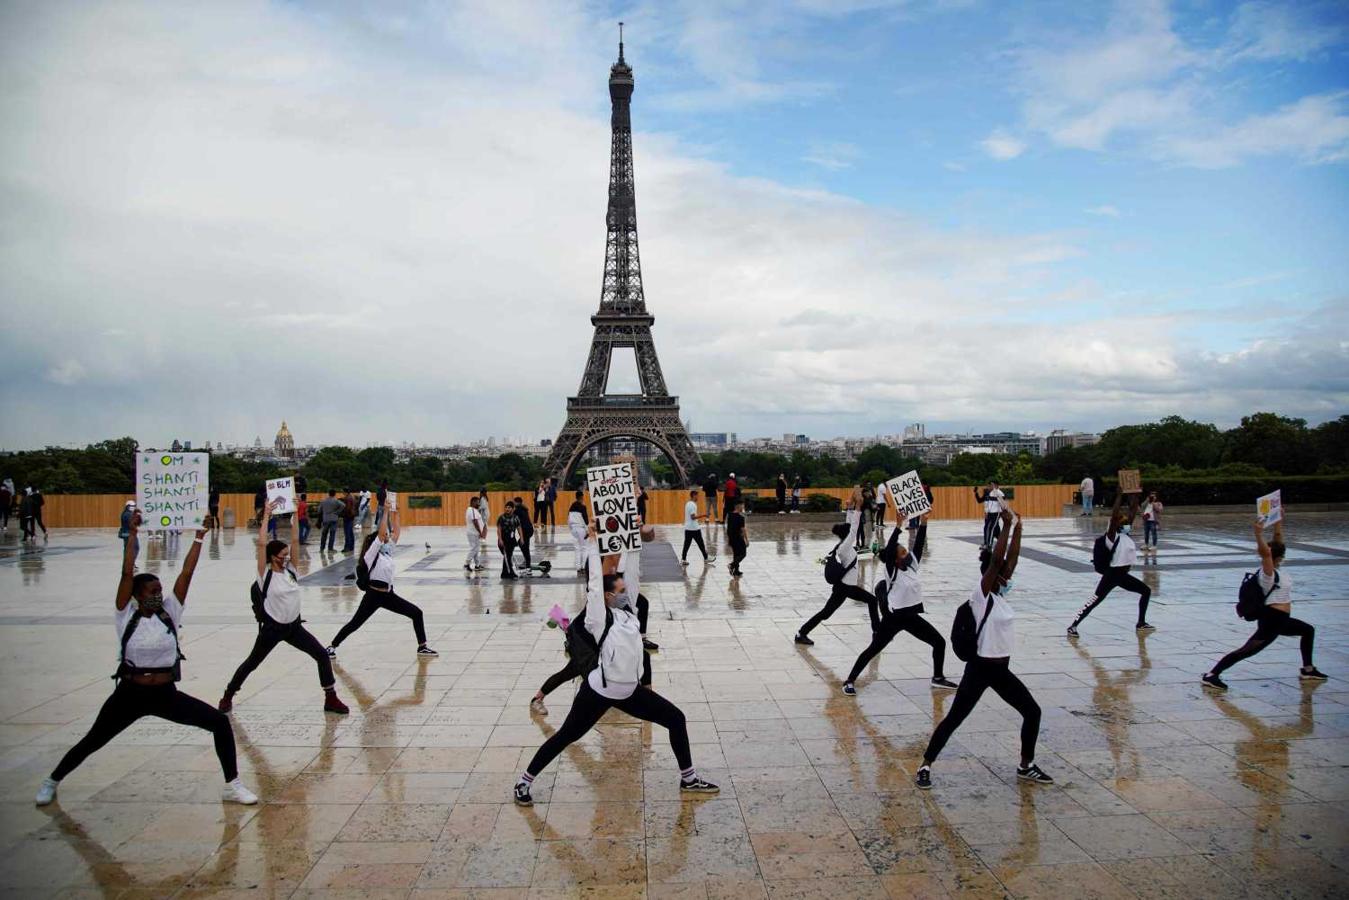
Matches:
[355,555,372,592]
[1091,534,1117,575]
[823,539,857,586]
[564,607,614,674]
[115,608,183,681]
[250,570,271,622]
[950,594,995,662]
[1236,571,1278,621]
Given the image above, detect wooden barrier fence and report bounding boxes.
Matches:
[39,484,1077,528]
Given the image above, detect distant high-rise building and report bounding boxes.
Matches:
[275,421,295,458]
[903,423,926,441]
[170,439,183,452]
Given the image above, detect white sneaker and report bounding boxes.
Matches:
[35,777,58,806]
[222,779,259,805]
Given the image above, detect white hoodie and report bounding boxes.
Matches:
[584,542,643,699]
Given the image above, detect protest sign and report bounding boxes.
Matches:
[586,462,640,556]
[386,490,398,511]
[1256,489,1282,528]
[1118,469,1142,494]
[137,451,209,531]
[885,470,932,520]
[266,477,296,515]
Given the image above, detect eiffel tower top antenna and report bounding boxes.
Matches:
[618,21,624,63]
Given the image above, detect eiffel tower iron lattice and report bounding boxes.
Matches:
[543,32,700,487]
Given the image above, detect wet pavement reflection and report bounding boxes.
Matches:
[0,513,1346,897]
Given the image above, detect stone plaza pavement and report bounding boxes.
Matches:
[0,513,1346,899]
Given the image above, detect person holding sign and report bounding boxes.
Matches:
[218,500,349,716]
[513,521,718,806]
[840,513,957,695]
[915,510,1052,790]
[795,487,875,645]
[327,498,437,658]
[1067,491,1154,636]
[973,481,1004,549]
[1202,516,1326,692]
[36,515,259,808]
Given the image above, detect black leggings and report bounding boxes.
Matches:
[729,542,747,572]
[924,657,1040,764]
[799,583,877,637]
[847,608,946,683]
[331,588,427,647]
[500,540,517,576]
[681,530,708,561]
[982,512,999,547]
[517,534,533,568]
[539,658,586,697]
[1075,566,1151,626]
[1213,608,1314,675]
[226,620,335,694]
[526,680,690,776]
[53,682,237,781]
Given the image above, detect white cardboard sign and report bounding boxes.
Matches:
[587,462,640,556]
[885,470,932,520]
[266,477,296,515]
[137,451,209,531]
[1256,489,1282,527]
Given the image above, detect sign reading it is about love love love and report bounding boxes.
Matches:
[137,452,209,531]
[587,462,640,556]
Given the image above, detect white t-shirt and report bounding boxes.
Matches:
[874,484,888,508]
[581,542,642,700]
[257,567,301,624]
[969,585,1015,659]
[834,510,862,587]
[1080,478,1094,497]
[1111,532,1138,568]
[115,592,184,669]
[465,506,484,534]
[984,489,1005,515]
[364,537,396,586]
[684,500,700,530]
[887,563,922,611]
[1258,568,1291,608]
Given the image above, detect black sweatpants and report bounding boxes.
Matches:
[52,681,237,781]
[1075,566,1151,626]
[500,539,517,577]
[924,657,1040,764]
[729,542,747,573]
[1212,607,1315,675]
[331,588,427,647]
[681,530,707,561]
[517,533,533,569]
[525,679,691,776]
[799,583,877,637]
[847,608,946,683]
[981,512,999,547]
[226,620,335,694]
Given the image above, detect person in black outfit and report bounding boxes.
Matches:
[208,487,221,529]
[636,486,649,524]
[775,474,787,514]
[702,473,719,521]
[30,487,47,538]
[513,496,535,570]
[498,500,519,579]
[726,498,748,577]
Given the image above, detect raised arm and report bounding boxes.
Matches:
[257,499,275,576]
[911,513,930,564]
[583,522,606,642]
[1000,513,1023,581]
[980,509,1013,596]
[173,520,211,603]
[115,512,140,610]
[1254,518,1276,577]
[1106,490,1124,537]
[382,497,397,543]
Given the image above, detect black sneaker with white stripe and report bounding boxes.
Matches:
[1016,763,1053,784]
[679,777,720,794]
[513,782,533,806]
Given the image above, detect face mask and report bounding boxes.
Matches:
[139,594,164,614]
[997,581,1013,597]
[897,554,912,571]
[1120,524,1132,535]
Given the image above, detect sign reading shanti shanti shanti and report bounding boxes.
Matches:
[137,452,209,531]
[586,462,640,556]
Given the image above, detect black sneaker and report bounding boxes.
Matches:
[1016,763,1053,784]
[842,682,856,696]
[417,645,438,656]
[679,777,720,794]
[915,767,932,790]
[1300,667,1328,681]
[1066,624,1079,637]
[1202,673,1228,691]
[794,633,814,646]
[325,646,337,658]
[643,638,660,652]
[1136,622,1156,633]
[513,782,533,806]
[931,676,957,690]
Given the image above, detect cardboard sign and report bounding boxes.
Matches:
[1256,489,1282,527]
[137,451,209,531]
[266,477,296,515]
[885,470,932,520]
[386,490,398,511]
[586,462,640,556]
[1118,469,1142,494]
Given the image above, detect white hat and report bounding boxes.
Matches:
[729,472,736,478]
[125,500,136,507]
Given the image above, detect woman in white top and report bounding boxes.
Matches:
[973,482,1005,548]
[514,522,718,806]
[1067,490,1153,636]
[566,490,589,573]
[327,502,437,657]
[1203,517,1326,691]
[796,488,877,644]
[916,510,1052,790]
[219,500,349,715]
[36,515,258,807]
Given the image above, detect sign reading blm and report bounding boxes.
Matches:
[266,477,296,515]
[137,452,209,531]
[885,470,932,520]
[586,462,640,556]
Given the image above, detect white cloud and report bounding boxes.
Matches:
[980,129,1026,160]
[802,141,860,169]
[45,360,86,386]
[1227,1,1344,62]
[1085,205,1120,217]
[1157,92,1349,168]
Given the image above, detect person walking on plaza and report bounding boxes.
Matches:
[915,510,1052,790]
[295,493,310,545]
[722,473,738,524]
[498,499,520,579]
[702,472,719,522]
[252,484,266,527]
[840,513,957,694]
[872,481,889,546]
[30,486,48,539]
[534,480,549,527]
[0,477,12,531]
[726,497,748,578]
[775,474,787,514]
[1203,516,1327,691]
[340,489,357,552]
[513,495,536,571]
[358,488,371,529]
[636,485,649,525]
[18,487,35,541]
[1080,475,1095,516]
[790,476,802,513]
[796,487,875,645]
[464,496,487,571]
[546,477,558,527]
[318,489,342,552]
[1141,491,1163,551]
[208,486,220,529]
[680,490,711,566]
[974,481,1004,548]
[327,500,436,658]
[567,490,589,573]
[1067,490,1154,636]
[478,488,492,567]
[219,500,348,715]
[855,484,874,550]
[513,522,718,805]
[375,480,389,530]
[35,514,259,808]
[118,501,136,553]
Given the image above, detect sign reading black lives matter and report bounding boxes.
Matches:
[137,452,209,531]
[884,470,932,520]
[586,462,640,556]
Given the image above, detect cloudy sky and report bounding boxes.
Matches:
[2,0,1346,450]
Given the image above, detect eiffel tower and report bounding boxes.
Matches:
[543,29,700,487]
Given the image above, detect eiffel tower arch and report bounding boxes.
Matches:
[543,31,700,487]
